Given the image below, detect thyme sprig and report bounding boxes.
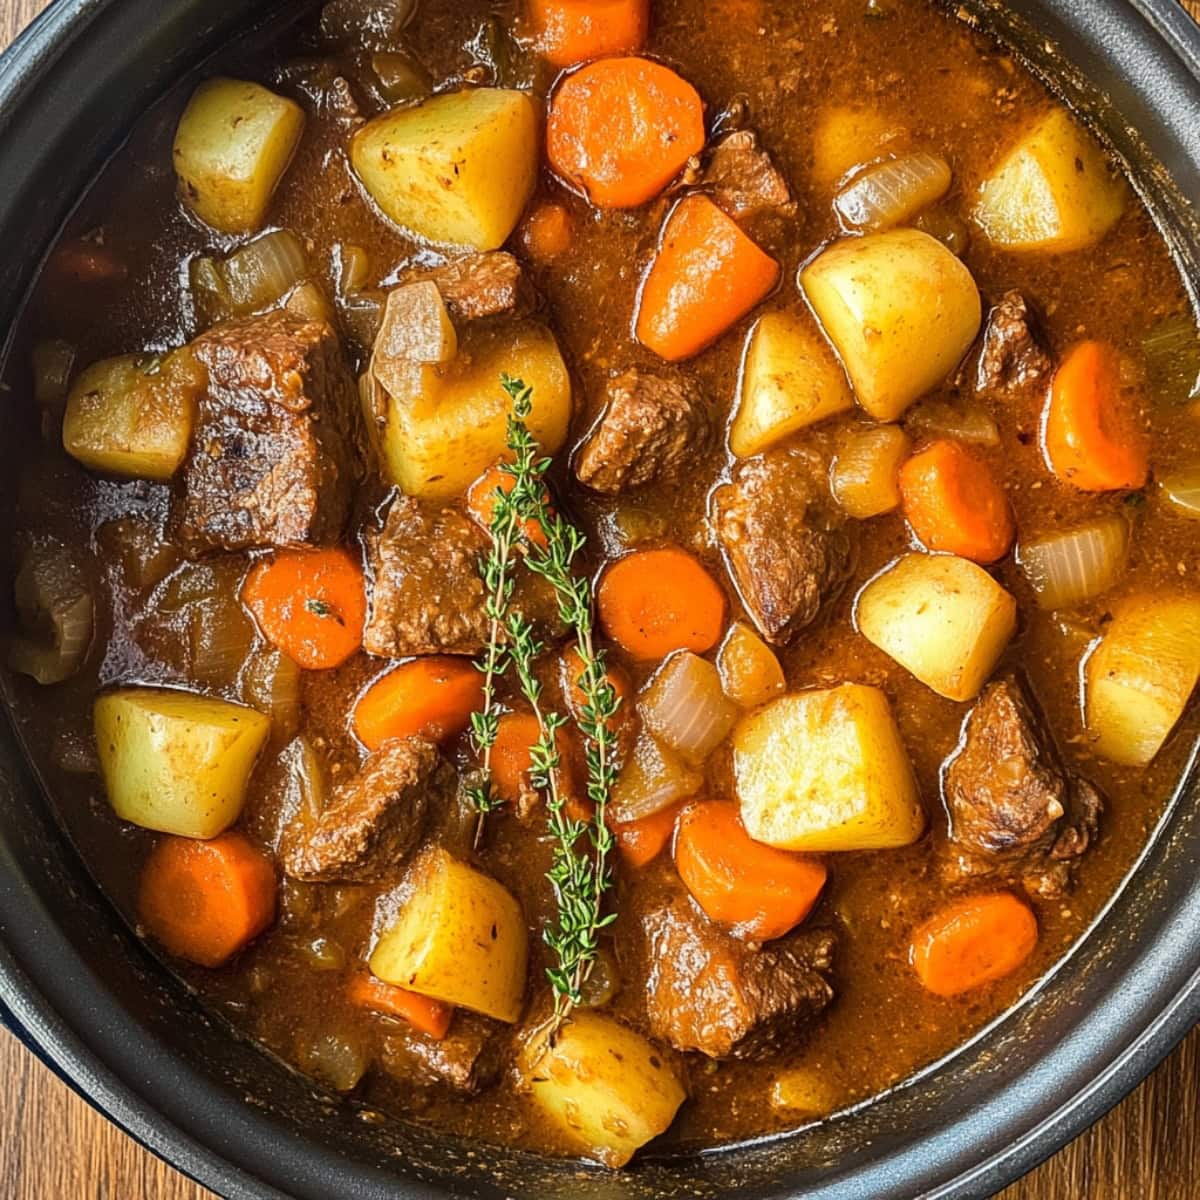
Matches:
[475,374,622,1033]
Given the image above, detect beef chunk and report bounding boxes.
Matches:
[631,884,834,1060]
[712,450,853,645]
[363,494,561,658]
[379,1013,502,1094]
[280,737,450,882]
[399,252,532,323]
[702,129,796,220]
[975,291,1054,395]
[943,678,1102,897]
[573,368,711,495]
[179,312,358,554]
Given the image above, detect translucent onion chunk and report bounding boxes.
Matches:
[1159,468,1200,519]
[834,152,952,232]
[610,730,703,823]
[639,651,739,765]
[831,424,911,518]
[1017,515,1129,611]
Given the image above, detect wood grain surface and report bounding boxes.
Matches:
[1,1,1198,1197]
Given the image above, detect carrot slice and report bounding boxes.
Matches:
[138,832,276,968]
[597,547,726,660]
[488,710,579,806]
[242,548,366,670]
[521,201,574,261]
[547,57,705,209]
[466,462,549,549]
[348,974,453,1040]
[1043,340,1149,492]
[560,644,631,730]
[611,801,682,869]
[636,195,780,361]
[674,801,826,941]
[899,439,1016,563]
[529,0,649,67]
[910,892,1038,997]
[354,657,484,751]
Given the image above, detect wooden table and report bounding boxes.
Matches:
[2,0,1198,1195]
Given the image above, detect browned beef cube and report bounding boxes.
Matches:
[702,129,796,221]
[943,677,1102,897]
[712,450,853,645]
[573,368,711,495]
[280,737,450,882]
[363,495,563,659]
[399,251,532,322]
[627,883,834,1060]
[379,1013,502,1094]
[178,312,359,554]
[975,291,1054,395]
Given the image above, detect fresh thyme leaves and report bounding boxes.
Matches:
[304,597,339,621]
[472,374,621,1032]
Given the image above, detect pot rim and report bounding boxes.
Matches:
[0,2,1198,1199]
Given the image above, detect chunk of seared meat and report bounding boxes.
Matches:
[280,737,450,882]
[943,678,1102,897]
[626,880,834,1060]
[573,368,711,495]
[712,450,853,645]
[702,129,795,221]
[975,291,1054,395]
[178,312,359,554]
[399,251,532,323]
[379,1012,503,1094]
[363,494,562,658]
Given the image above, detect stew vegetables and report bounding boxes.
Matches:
[3,0,1200,1170]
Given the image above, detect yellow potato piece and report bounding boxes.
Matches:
[369,848,528,1023]
[94,688,270,838]
[62,349,206,481]
[1085,593,1200,766]
[811,105,907,188]
[524,1012,686,1168]
[717,621,786,709]
[734,683,924,852]
[351,88,538,250]
[830,423,911,518]
[856,553,1017,702]
[800,228,982,421]
[174,78,305,235]
[378,320,571,499]
[973,108,1128,253]
[730,312,854,457]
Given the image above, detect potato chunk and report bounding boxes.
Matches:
[94,688,270,838]
[369,848,528,1023]
[811,105,906,187]
[1085,593,1200,766]
[973,108,1127,253]
[730,312,854,457]
[734,684,923,852]
[173,78,305,235]
[351,88,538,250]
[62,350,206,481]
[523,1012,685,1168]
[800,229,982,421]
[856,553,1017,701]
[378,320,571,499]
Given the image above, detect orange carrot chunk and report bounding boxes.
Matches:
[597,547,726,660]
[560,644,631,730]
[636,195,780,361]
[466,462,550,549]
[529,0,649,68]
[910,892,1038,997]
[521,201,574,261]
[138,832,276,968]
[348,974,453,1040]
[899,439,1016,563]
[547,57,705,209]
[242,547,366,670]
[1043,340,1149,492]
[674,801,827,941]
[611,801,682,869]
[354,657,484,751]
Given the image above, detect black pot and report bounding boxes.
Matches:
[1,2,1197,1197]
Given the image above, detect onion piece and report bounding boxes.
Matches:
[831,424,911,518]
[370,52,432,105]
[190,230,309,323]
[1159,468,1200,519]
[8,541,93,685]
[835,152,952,232]
[244,648,303,738]
[610,731,703,823]
[1017,515,1129,610]
[1142,314,1200,405]
[905,399,1000,446]
[337,243,371,296]
[639,651,738,765]
[32,339,76,408]
[914,208,970,256]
